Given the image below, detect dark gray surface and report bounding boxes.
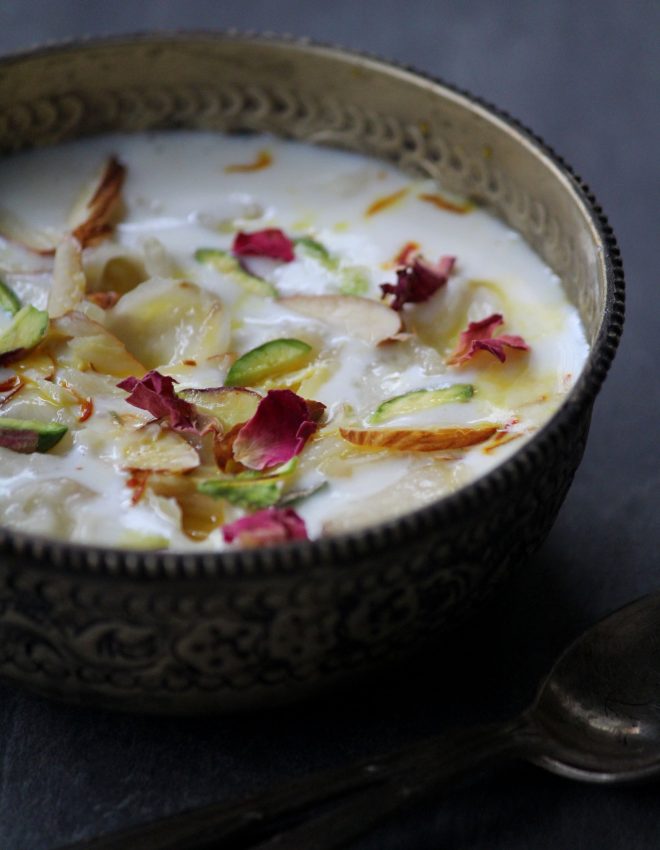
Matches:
[0,1,658,848]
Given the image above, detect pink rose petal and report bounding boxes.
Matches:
[447,313,530,365]
[117,370,201,434]
[380,255,455,310]
[232,228,295,262]
[222,507,308,547]
[232,389,323,471]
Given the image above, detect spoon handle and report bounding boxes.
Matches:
[57,718,536,850]
[248,718,535,850]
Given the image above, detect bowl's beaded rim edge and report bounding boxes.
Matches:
[0,30,625,581]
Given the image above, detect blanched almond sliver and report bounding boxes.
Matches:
[142,236,181,278]
[0,209,59,255]
[121,444,200,474]
[48,236,86,318]
[281,295,401,345]
[117,424,200,473]
[69,156,126,248]
[339,424,498,452]
[0,157,126,256]
[49,310,146,378]
[105,278,228,369]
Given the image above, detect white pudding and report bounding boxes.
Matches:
[0,132,588,549]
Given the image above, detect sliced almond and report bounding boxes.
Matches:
[55,365,125,401]
[69,156,126,248]
[178,387,261,430]
[280,295,401,344]
[116,424,200,473]
[0,156,126,257]
[48,236,87,318]
[0,377,81,427]
[339,424,498,452]
[49,310,146,378]
[141,236,182,278]
[105,278,228,369]
[0,209,59,255]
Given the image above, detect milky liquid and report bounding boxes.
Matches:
[0,132,589,549]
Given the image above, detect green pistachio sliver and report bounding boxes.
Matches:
[294,238,370,295]
[0,304,49,358]
[194,247,277,297]
[339,266,370,296]
[198,478,283,509]
[225,338,313,387]
[0,279,21,315]
[295,237,337,269]
[0,417,67,453]
[369,384,475,424]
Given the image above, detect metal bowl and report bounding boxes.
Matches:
[0,32,624,713]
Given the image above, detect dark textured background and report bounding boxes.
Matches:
[0,1,658,848]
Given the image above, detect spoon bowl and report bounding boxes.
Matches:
[530,592,660,781]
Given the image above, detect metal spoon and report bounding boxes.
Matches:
[61,590,660,850]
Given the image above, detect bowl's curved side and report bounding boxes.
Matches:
[0,33,622,712]
[0,409,591,713]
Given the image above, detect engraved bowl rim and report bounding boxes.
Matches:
[0,30,625,580]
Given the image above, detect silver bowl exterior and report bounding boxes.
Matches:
[0,33,624,713]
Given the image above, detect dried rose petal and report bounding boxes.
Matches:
[447,313,530,365]
[380,255,455,310]
[222,507,308,547]
[117,370,200,434]
[232,228,295,262]
[232,389,323,471]
[305,398,327,423]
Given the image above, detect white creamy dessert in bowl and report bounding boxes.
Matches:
[0,33,623,712]
[0,131,588,551]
